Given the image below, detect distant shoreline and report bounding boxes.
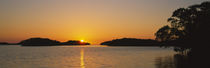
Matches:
[100,38,160,46]
[1,37,162,46]
[0,43,165,47]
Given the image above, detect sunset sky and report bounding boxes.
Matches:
[0,0,208,44]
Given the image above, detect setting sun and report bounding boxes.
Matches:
[80,40,84,42]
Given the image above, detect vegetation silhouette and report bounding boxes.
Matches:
[101,38,159,46]
[19,37,90,46]
[155,1,210,68]
[155,1,210,49]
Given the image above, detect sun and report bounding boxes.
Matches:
[80,40,84,42]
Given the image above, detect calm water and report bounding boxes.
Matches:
[0,45,176,68]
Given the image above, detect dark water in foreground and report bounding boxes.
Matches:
[0,45,177,68]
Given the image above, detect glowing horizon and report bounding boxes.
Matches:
[0,0,208,44]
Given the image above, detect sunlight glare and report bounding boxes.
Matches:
[80,49,85,68]
[80,40,84,42]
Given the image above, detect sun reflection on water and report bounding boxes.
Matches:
[80,48,85,68]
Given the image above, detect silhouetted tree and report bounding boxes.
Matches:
[155,2,210,67]
[155,25,180,42]
[155,1,210,49]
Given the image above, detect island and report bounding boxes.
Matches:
[100,38,159,46]
[0,42,18,45]
[61,40,90,45]
[19,37,90,46]
[0,42,9,45]
[19,38,60,46]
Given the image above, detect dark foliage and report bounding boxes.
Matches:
[155,1,210,68]
[155,1,210,49]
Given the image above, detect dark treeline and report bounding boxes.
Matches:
[1,37,90,46]
[100,38,159,46]
[155,1,210,68]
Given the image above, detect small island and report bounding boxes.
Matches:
[61,40,90,45]
[0,42,9,45]
[0,42,18,45]
[19,37,90,46]
[100,38,159,46]
[19,38,60,46]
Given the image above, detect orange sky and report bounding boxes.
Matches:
[0,0,208,44]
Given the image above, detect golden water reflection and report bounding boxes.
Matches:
[80,48,85,68]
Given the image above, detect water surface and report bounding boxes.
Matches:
[0,45,176,68]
